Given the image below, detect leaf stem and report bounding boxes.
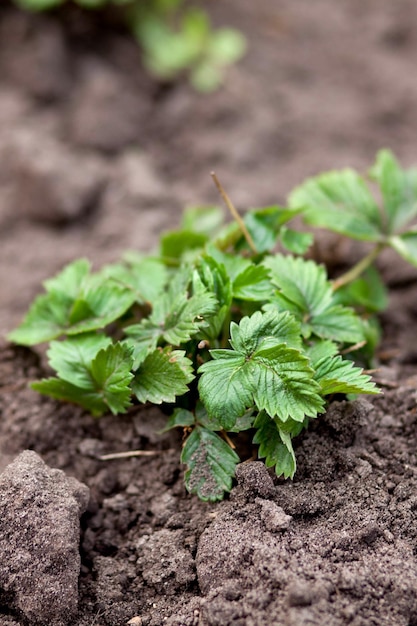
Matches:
[332,243,385,291]
[211,172,258,254]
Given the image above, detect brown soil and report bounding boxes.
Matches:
[2,1,417,624]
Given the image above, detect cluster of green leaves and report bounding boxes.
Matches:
[13,0,246,92]
[9,150,417,501]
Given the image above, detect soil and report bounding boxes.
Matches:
[2,1,417,624]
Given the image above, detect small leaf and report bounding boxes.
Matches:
[125,281,218,367]
[181,205,224,235]
[15,0,65,10]
[289,169,382,241]
[333,266,388,314]
[160,230,208,260]
[253,412,296,479]
[313,354,379,396]
[47,334,112,388]
[161,408,196,432]
[132,348,194,404]
[31,378,111,416]
[263,255,364,344]
[32,342,134,416]
[390,230,417,267]
[229,309,303,354]
[232,265,272,301]
[181,425,240,501]
[264,254,333,315]
[311,305,364,343]
[89,343,134,414]
[207,28,247,65]
[369,149,417,233]
[243,206,303,253]
[279,227,313,255]
[100,256,168,304]
[198,350,251,430]
[9,259,137,346]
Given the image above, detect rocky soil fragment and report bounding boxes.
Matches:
[0,450,89,625]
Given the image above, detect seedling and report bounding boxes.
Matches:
[9,150,417,501]
[12,0,246,91]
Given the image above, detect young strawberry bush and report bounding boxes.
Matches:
[9,150,417,501]
[12,0,246,92]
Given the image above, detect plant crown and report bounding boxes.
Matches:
[9,150,417,501]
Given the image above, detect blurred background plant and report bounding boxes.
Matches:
[12,0,247,91]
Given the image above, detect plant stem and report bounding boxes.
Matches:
[332,243,385,291]
[211,172,258,254]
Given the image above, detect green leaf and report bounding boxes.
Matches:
[181,425,240,501]
[100,256,168,304]
[333,266,388,314]
[66,277,137,335]
[9,259,137,346]
[198,311,324,428]
[253,412,296,479]
[44,258,90,297]
[124,279,218,367]
[161,408,196,432]
[289,169,382,241]
[198,350,251,430]
[311,305,364,343]
[263,255,364,343]
[250,343,325,422]
[264,254,333,315]
[313,354,379,396]
[243,206,303,253]
[181,206,224,235]
[207,28,247,65]
[90,343,134,413]
[229,309,303,353]
[160,230,208,261]
[232,265,272,301]
[47,334,112,388]
[132,348,194,404]
[31,378,110,416]
[390,230,417,267]
[305,340,338,364]
[32,342,134,416]
[191,62,222,93]
[369,149,417,233]
[279,227,313,255]
[14,0,64,10]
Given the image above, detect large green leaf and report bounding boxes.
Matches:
[198,311,324,428]
[289,169,382,241]
[181,425,240,501]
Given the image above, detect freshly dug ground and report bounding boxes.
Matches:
[2,1,417,625]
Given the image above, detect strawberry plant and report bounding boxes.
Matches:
[9,150,417,501]
[12,0,246,92]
